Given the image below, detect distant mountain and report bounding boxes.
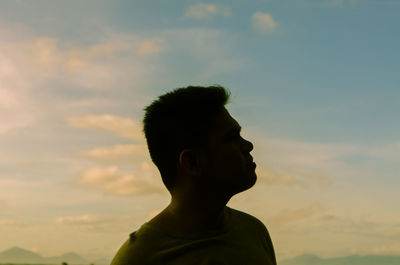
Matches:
[0,247,93,264]
[280,254,321,265]
[91,257,111,265]
[0,247,45,264]
[47,252,89,264]
[280,253,400,265]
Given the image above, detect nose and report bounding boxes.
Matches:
[241,137,254,153]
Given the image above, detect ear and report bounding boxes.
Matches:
[178,149,203,175]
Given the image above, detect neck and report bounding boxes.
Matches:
[163,191,231,233]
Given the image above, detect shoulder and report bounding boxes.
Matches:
[110,232,147,265]
[229,207,276,264]
[228,207,275,246]
[228,207,276,264]
[228,206,266,227]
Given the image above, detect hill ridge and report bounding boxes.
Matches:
[0,247,92,265]
[281,253,400,265]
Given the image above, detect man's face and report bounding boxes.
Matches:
[202,107,257,196]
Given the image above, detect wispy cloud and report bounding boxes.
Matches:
[162,28,243,80]
[0,26,167,137]
[66,114,143,141]
[320,214,400,241]
[266,139,357,166]
[0,216,26,228]
[0,198,6,210]
[55,214,139,233]
[324,0,358,8]
[268,203,322,226]
[79,144,148,163]
[251,12,278,34]
[369,243,400,255]
[56,214,106,226]
[75,166,164,196]
[138,37,165,56]
[365,141,400,161]
[0,28,166,95]
[184,3,231,19]
[0,51,37,134]
[257,167,331,188]
[0,218,19,226]
[251,136,358,187]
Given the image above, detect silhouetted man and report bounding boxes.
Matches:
[111,85,276,265]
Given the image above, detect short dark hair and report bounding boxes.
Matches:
[142,85,231,193]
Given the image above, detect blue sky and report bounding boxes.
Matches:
[0,0,399,262]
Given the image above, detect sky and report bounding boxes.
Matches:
[0,0,399,262]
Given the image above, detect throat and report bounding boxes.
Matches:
[148,205,229,235]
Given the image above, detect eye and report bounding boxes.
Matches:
[231,132,241,139]
[225,128,242,143]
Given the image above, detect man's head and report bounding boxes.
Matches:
[142,85,256,198]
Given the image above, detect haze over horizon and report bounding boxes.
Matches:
[1,0,399,262]
[1,246,400,265]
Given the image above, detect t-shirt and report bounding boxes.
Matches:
[111,206,277,265]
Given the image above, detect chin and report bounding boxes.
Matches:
[244,171,257,189]
[233,173,257,194]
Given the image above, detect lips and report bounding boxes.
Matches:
[246,156,253,165]
[246,157,255,168]
[248,161,256,169]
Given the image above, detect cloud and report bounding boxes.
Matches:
[370,243,400,255]
[253,136,358,173]
[66,114,144,141]
[55,214,138,232]
[59,36,164,90]
[268,203,322,226]
[26,36,145,71]
[252,12,278,34]
[56,214,106,226]
[75,166,165,196]
[0,197,8,212]
[184,3,231,19]
[324,0,358,8]
[0,218,19,226]
[0,217,26,227]
[0,27,167,136]
[320,214,400,240]
[138,37,165,56]
[79,144,148,162]
[249,137,360,188]
[257,167,331,188]
[162,28,243,80]
[365,141,400,161]
[1,30,165,92]
[0,52,37,134]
